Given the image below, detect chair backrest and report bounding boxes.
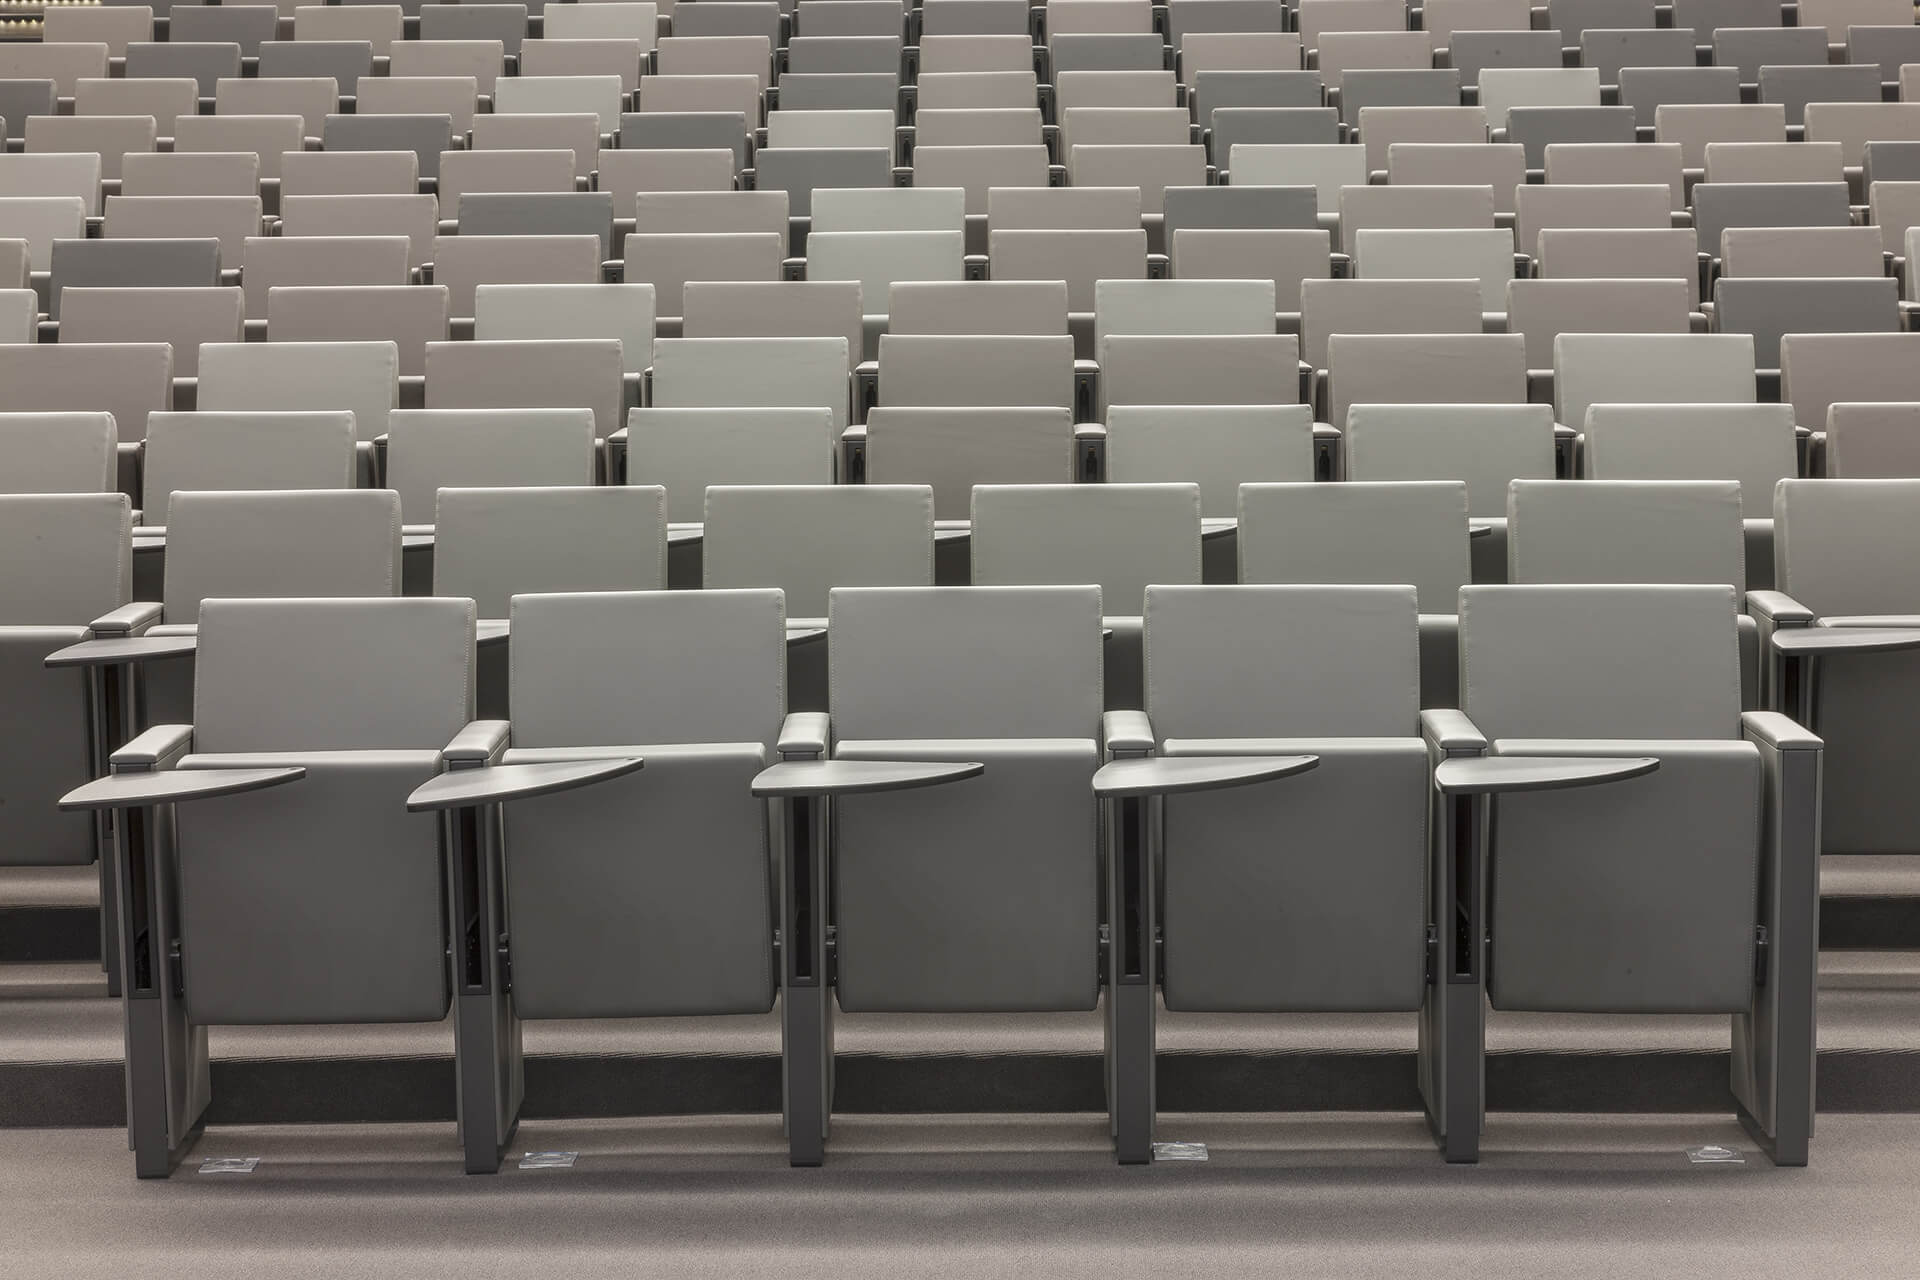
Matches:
[1355,104,1487,173]
[1353,227,1515,311]
[1505,277,1692,369]
[623,231,783,317]
[102,192,262,261]
[74,79,192,140]
[0,195,86,274]
[1237,480,1470,614]
[243,235,412,316]
[1781,332,1920,437]
[1459,583,1741,740]
[862,406,1076,518]
[915,70,1040,110]
[1581,403,1798,516]
[1478,66,1601,129]
[211,78,336,138]
[1300,277,1483,369]
[1654,103,1786,169]
[119,151,260,200]
[429,233,603,317]
[632,189,789,241]
[274,150,416,197]
[1093,278,1276,345]
[494,74,624,129]
[1579,26,1694,84]
[681,279,864,369]
[1512,182,1673,260]
[141,411,357,518]
[434,485,668,618]
[1327,333,1528,429]
[439,148,577,205]
[1536,226,1702,307]
[58,285,243,378]
[755,147,894,217]
[193,595,473,754]
[1824,403,1920,478]
[0,491,130,623]
[1505,104,1635,169]
[0,342,173,442]
[1691,181,1852,259]
[386,407,598,524]
[914,108,1043,147]
[23,115,156,183]
[1105,404,1316,515]
[1719,226,1885,279]
[0,412,117,496]
[651,336,852,432]
[322,112,451,179]
[1064,143,1207,215]
[0,152,103,217]
[970,482,1202,615]
[522,40,654,96]
[1343,403,1556,517]
[1170,227,1331,311]
[388,38,506,94]
[1774,478,1920,615]
[1554,333,1756,432]
[1098,334,1302,411]
[424,339,624,439]
[625,407,837,522]
[805,230,965,308]
[1705,140,1844,185]
[878,333,1073,409]
[1143,583,1420,738]
[702,483,935,617]
[199,340,398,441]
[987,228,1147,311]
[1228,142,1367,214]
[420,2,531,55]
[887,280,1068,335]
[1448,31,1566,90]
[1507,479,1746,589]
[1544,141,1685,209]
[280,193,438,268]
[828,585,1105,741]
[463,191,621,255]
[811,186,965,234]
[1760,64,1881,129]
[472,113,601,179]
[266,285,449,380]
[1213,106,1341,154]
[473,282,656,375]
[1713,276,1899,368]
[1617,66,1741,130]
[163,488,402,625]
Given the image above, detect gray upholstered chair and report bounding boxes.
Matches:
[63,595,489,1176]
[1133,583,1431,1146]
[1438,583,1818,1164]
[1239,479,1471,706]
[1758,479,1920,861]
[432,485,668,717]
[702,483,934,709]
[139,411,358,531]
[971,482,1203,708]
[0,411,118,495]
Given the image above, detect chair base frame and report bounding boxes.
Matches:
[444,788,524,1176]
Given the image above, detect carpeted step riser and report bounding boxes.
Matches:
[7,1048,1920,1129]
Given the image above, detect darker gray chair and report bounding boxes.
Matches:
[753,147,893,216]
[1211,106,1341,158]
[619,110,754,173]
[1864,140,1920,188]
[1713,276,1900,368]
[1504,105,1637,169]
[1050,33,1166,74]
[166,5,279,58]
[0,81,54,143]
[1692,181,1852,265]
[1848,27,1920,85]
[1164,183,1319,240]
[1165,0,1286,47]
[1547,0,1656,42]
[775,72,901,113]
[1673,0,1786,32]
[1758,63,1880,129]
[257,41,376,97]
[124,41,240,97]
[1760,479,1920,859]
[1192,70,1325,123]
[48,238,221,321]
[457,192,617,257]
[1449,30,1562,89]
[1712,26,1828,84]
[1580,27,1698,85]
[1436,582,1818,1165]
[323,113,455,182]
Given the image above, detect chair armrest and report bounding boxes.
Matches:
[406,757,644,812]
[778,711,830,760]
[1741,710,1821,753]
[46,632,199,670]
[1102,709,1154,759]
[442,719,510,768]
[1747,590,1815,626]
[1421,708,1487,757]
[62,762,306,811]
[841,422,867,483]
[1075,421,1106,482]
[111,723,195,772]
[90,601,164,638]
[1433,755,1658,795]
[1092,754,1318,798]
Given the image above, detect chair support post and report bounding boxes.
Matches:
[1105,792,1158,1166]
[1422,786,1486,1164]
[779,792,834,1168]
[446,793,521,1175]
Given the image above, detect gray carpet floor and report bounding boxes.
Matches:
[4,1112,1918,1279]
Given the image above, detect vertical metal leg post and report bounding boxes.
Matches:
[447,797,521,1175]
[781,793,833,1167]
[1106,792,1157,1165]
[1422,787,1485,1164]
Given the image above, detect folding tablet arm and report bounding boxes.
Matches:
[60,723,306,1179]
[1093,709,1320,1165]
[1419,708,1662,1165]
[751,711,986,1168]
[1754,588,1920,722]
[405,725,645,1175]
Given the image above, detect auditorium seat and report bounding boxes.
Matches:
[358,75,482,133]
[126,41,241,101]
[1711,27,1825,86]
[1300,277,1482,372]
[1354,228,1514,311]
[1823,404,1920,477]
[1336,183,1495,256]
[424,338,623,439]
[1505,278,1692,371]
[1654,103,1787,170]
[23,116,155,184]
[1098,333,1303,414]
[321,112,453,181]
[1757,64,1880,130]
[1326,333,1527,429]
[1553,332,1756,430]
[1512,182,1673,264]
[1238,479,1472,703]
[0,342,173,442]
[242,235,412,316]
[1384,144,1526,214]
[139,411,356,524]
[119,153,260,199]
[1781,333,1920,436]
[387,39,505,93]
[1714,277,1899,369]
[1535,226,1702,307]
[168,8,278,61]
[279,149,419,198]
[472,113,601,179]
[1542,142,1685,209]
[0,411,117,494]
[199,339,398,443]
[1705,141,1846,186]
[211,80,334,141]
[1616,66,1740,131]
[59,285,242,378]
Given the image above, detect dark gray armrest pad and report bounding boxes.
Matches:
[47,633,199,669]
[89,601,164,637]
[1741,710,1822,753]
[1421,708,1488,755]
[63,764,304,811]
[111,723,195,770]
[443,719,510,766]
[407,757,644,812]
[778,711,830,759]
[1102,709,1155,756]
[1434,755,1658,795]
[1748,590,1815,625]
[1771,627,1920,656]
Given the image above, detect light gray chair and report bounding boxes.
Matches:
[971,482,1202,709]
[0,411,118,495]
[1759,479,1920,861]
[1239,480,1472,706]
[1437,582,1817,1165]
[139,411,358,530]
[63,595,492,1176]
[1824,403,1920,478]
[702,483,935,709]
